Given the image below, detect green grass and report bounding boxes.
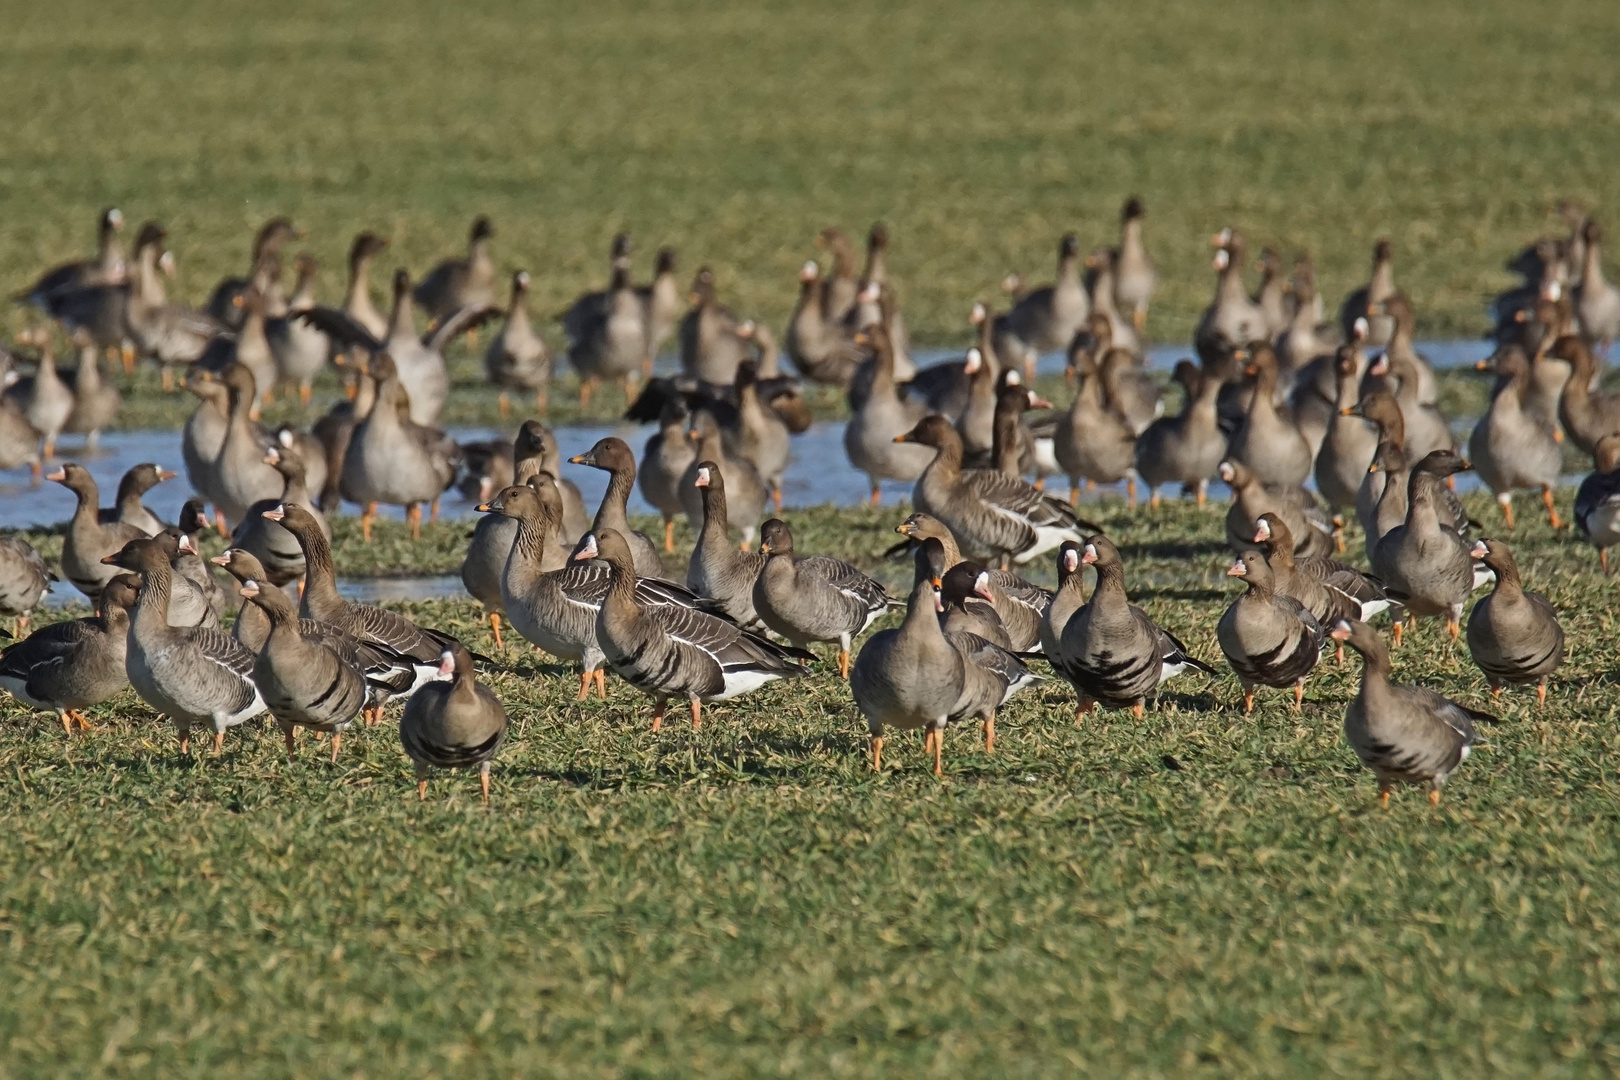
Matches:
[4,495,1620,1076]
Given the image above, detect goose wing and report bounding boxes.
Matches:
[423,303,499,354]
[295,306,384,352]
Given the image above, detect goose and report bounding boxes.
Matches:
[341,232,391,341]
[898,415,1099,566]
[476,482,722,699]
[237,574,375,762]
[0,537,53,635]
[1228,343,1312,489]
[678,266,748,385]
[686,462,768,630]
[1551,336,1620,453]
[484,270,552,417]
[1468,346,1563,530]
[1288,317,1364,457]
[0,396,39,477]
[1575,220,1620,349]
[1217,550,1327,713]
[732,359,791,510]
[954,343,1001,460]
[233,435,328,586]
[1055,535,1213,718]
[181,368,231,512]
[1038,541,1088,663]
[174,500,231,621]
[1330,619,1489,807]
[1219,460,1334,559]
[18,207,126,310]
[1371,451,1477,642]
[0,572,134,735]
[1366,294,1438,405]
[340,354,460,541]
[49,463,146,602]
[196,286,278,404]
[1251,513,1389,635]
[400,643,508,804]
[1054,340,1137,505]
[1252,247,1292,340]
[3,331,76,463]
[842,324,933,504]
[134,529,222,631]
[61,331,121,449]
[1339,239,1397,346]
[1575,434,1620,573]
[996,233,1088,377]
[580,528,810,731]
[1113,197,1156,332]
[1135,357,1228,507]
[123,225,225,383]
[844,225,912,365]
[209,362,283,528]
[102,538,266,755]
[565,263,646,408]
[1363,352,1452,463]
[1352,390,1406,541]
[814,227,860,326]
[206,217,298,328]
[1314,346,1380,514]
[985,375,1059,483]
[638,247,683,366]
[938,562,1014,650]
[414,216,498,324]
[1194,228,1268,363]
[570,436,665,575]
[752,518,896,679]
[1097,334,1162,435]
[1465,538,1564,705]
[560,233,632,348]
[785,260,864,387]
[309,358,376,513]
[1362,441,1479,569]
[892,512,1052,646]
[640,398,697,552]
[1084,248,1140,357]
[1276,255,1337,373]
[266,254,331,407]
[735,319,783,378]
[99,462,174,537]
[678,411,767,551]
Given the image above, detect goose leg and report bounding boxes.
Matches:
[1075,698,1094,724]
[121,344,136,375]
[594,669,606,698]
[330,732,341,764]
[430,498,441,524]
[1196,479,1208,508]
[869,484,882,507]
[931,724,944,777]
[1498,493,1515,530]
[1293,683,1304,710]
[1538,679,1548,706]
[1132,308,1147,334]
[488,612,504,650]
[690,698,702,729]
[1242,685,1256,714]
[870,734,884,772]
[498,392,511,419]
[407,503,422,541]
[772,483,783,512]
[300,383,312,408]
[178,724,191,757]
[576,669,592,701]
[1149,488,1160,510]
[1542,485,1562,529]
[837,649,850,680]
[284,725,296,757]
[1490,680,1502,697]
[535,389,548,414]
[983,714,995,753]
[1602,548,1611,574]
[479,762,491,805]
[621,374,636,399]
[361,504,377,543]
[651,699,665,733]
[1127,476,1137,510]
[60,712,74,737]
[1391,621,1403,648]
[663,518,676,553]
[416,763,430,801]
[1428,787,1442,807]
[212,730,225,755]
[1132,701,1145,719]
[1379,783,1392,808]
[578,378,597,410]
[1069,482,1079,507]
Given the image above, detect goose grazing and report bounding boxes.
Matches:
[49,463,146,602]
[1228,343,1312,489]
[579,528,810,731]
[0,537,52,635]
[1113,197,1156,332]
[340,354,461,541]
[18,207,126,310]
[1038,540,1088,662]
[1217,550,1327,712]
[1219,460,1334,559]
[1135,357,1228,507]
[238,575,372,762]
[1330,618,1490,807]
[234,435,329,586]
[400,642,508,804]
[484,270,551,417]
[892,512,1052,650]
[842,323,932,504]
[1575,220,1620,349]
[0,572,135,735]
[686,462,768,629]
[1465,538,1564,704]
[102,538,266,755]
[1055,535,1213,718]
[272,502,467,718]
[898,415,1099,566]
[1195,228,1268,363]
[1575,434,1620,572]
[99,462,174,537]
[1339,240,1397,346]
[570,436,665,576]
[1468,345,1563,530]
[1550,335,1620,454]
[1371,450,1478,642]
[996,232,1088,377]
[1054,335,1137,505]
[1251,513,1389,646]
[414,216,498,325]
[750,517,896,678]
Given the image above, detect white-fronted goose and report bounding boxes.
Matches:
[1339,239,1397,346]
[1097,338,1161,436]
[900,415,1099,566]
[1219,460,1333,559]
[49,463,145,602]
[686,462,768,630]
[752,518,895,678]
[638,247,682,366]
[3,331,75,464]
[209,362,282,528]
[678,411,767,550]
[177,499,230,618]
[198,286,278,404]
[570,436,664,575]
[1113,197,1156,332]
[181,367,230,512]
[954,345,1001,460]
[1330,618,1488,807]
[61,332,121,450]
[145,528,223,631]
[1367,294,1438,405]
[581,528,809,731]
[1575,220,1620,348]
[0,536,51,636]
[1288,317,1362,458]
[1371,450,1477,641]
[843,324,932,504]
[1135,358,1227,507]
[1054,339,1137,505]
[893,511,1052,647]
[400,642,508,804]
[484,270,551,417]
[561,233,632,348]
[1276,255,1337,373]
[234,435,328,586]
[1038,540,1088,662]
[415,216,497,324]
[640,397,696,551]
[103,538,266,755]
[1251,247,1291,340]
[1055,535,1213,718]
[931,571,1039,757]
[340,354,460,541]
[0,572,134,734]
[678,266,748,385]
[124,225,224,383]
[460,424,564,648]
[1551,336,1620,454]
[1352,390,1406,543]
[19,207,126,311]
[1228,343,1312,489]
[785,260,864,387]
[0,396,39,477]
[938,561,1013,650]
[1217,550,1327,712]
[266,253,330,407]
[997,233,1088,376]
[1194,229,1268,362]
[1364,351,1451,463]
[207,217,297,328]
[985,375,1058,482]
[1465,538,1563,704]
[1084,249,1139,357]
[565,263,645,408]
[95,462,174,537]
[1251,513,1389,634]
[1575,434,1620,572]
[1468,346,1563,529]
[1314,346,1380,513]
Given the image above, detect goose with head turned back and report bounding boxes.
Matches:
[0,537,52,636]
[843,323,932,504]
[340,353,460,541]
[1465,537,1564,705]
[637,246,682,367]
[1228,342,1312,489]
[1113,197,1156,332]
[732,359,791,510]
[1372,450,1477,642]
[581,528,810,732]
[1217,550,1327,713]
[1468,346,1563,530]
[845,224,912,363]
[686,462,768,630]
[104,538,266,755]
[938,562,1013,650]
[1277,255,1337,374]
[49,463,145,602]
[400,642,508,804]
[814,227,860,326]
[414,216,497,324]
[1135,357,1227,508]
[571,436,665,575]
[0,572,134,735]
[484,270,551,417]
[1339,239,1397,346]
[1195,228,1268,364]
[752,518,896,679]
[1575,435,1620,572]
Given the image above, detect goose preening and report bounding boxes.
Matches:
[400,642,508,804]
[1465,538,1564,704]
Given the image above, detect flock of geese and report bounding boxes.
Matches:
[0,198,1617,804]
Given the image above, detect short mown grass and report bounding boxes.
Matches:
[3,493,1620,1077]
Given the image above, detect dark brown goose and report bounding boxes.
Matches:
[400,642,508,804]
[1217,551,1327,713]
[1465,538,1564,704]
[0,573,134,735]
[569,436,664,577]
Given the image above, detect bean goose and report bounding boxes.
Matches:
[1465,538,1564,704]
[19,207,126,311]
[1195,229,1268,363]
[50,463,146,602]
[340,354,460,541]
[484,270,551,416]
[899,415,1099,566]
[686,462,768,629]
[103,539,266,755]
[1135,358,1228,507]
[1551,336,1620,454]
[1251,513,1389,632]
[1372,451,1478,641]
[238,575,373,762]
[1330,618,1489,807]
[1575,434,1620,572]
[234,435,329,586]
[1055,535,1213,718]
[61,331,121,449]
[1218,551,1327,712]
[266,254,331,407]
[581,528,809,731]
[3,332,75,462]
[570,436,665,575]
[996,233,1088,377]
[1575,220,1620,348]
[1229,343,1312,489]
[842,324,933,504]
[1054,340,1137,504]
[752,518,896,678]
[1339,240,1397,347]
[98,462,173,537]
[0,537,52,635]
[0,573,135,734]
[1315,346,1380,513]
[414,216,498,323]
[273,502,466,716]
[1038,541,1088,663]
[1468,345,1563,530]
[1113,197,1156,332]
[892,512,1052,645]
[678,411,767,551]
[400,642,508,804]
[1219,461,1334,559]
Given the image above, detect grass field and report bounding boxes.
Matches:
[4,494,1620,1076]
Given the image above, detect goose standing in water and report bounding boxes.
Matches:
[340,354,460,541]
[400,642,508,804]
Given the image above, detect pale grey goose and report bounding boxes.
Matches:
[732,359,791,511]
[638,247,683,365]
[1575,434,1620,573]
[341,232,391,341]
[1054,339,1137,504]
[49,462,146,602]
[1227,343,1312,490]
[686,462,767,630]
[177,499,231,619]
[1366,294,1439,405]
[460,425,552,648]
[580,528,810,731]
[1217,551,1327,713]
[1252,247,1292,340]
[400,642,508,804]
[814,226,860,326]
[0,537,52,635]
[565,263,645,408]
[3,330,75,463]
[61,331,122,450]
[1113,197,1156,332]
[414,216,498,324]
[1194,228,1268,363]
[123,224,224,384]
[785,260,864,387]
[1330,619,1489,807]
[209,361,283,529]
[678,266,748,385]
[752,518,896,679]
[570,436,665,575]
[1575,220,1620,348]
[340,354,460,541]
[1314,345,1380,514]
[1371,450,1477,643]
[1465,538,1564,704]
[484,270,552,417]
[996,232,1088,378]
[181,368,231,513]
[841,323,932,504]
[1084,248,1139,357]
[103,538,266,755]
[1551,335,1620,455]
[0,572,134,735]
[1468,345,1563,530]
